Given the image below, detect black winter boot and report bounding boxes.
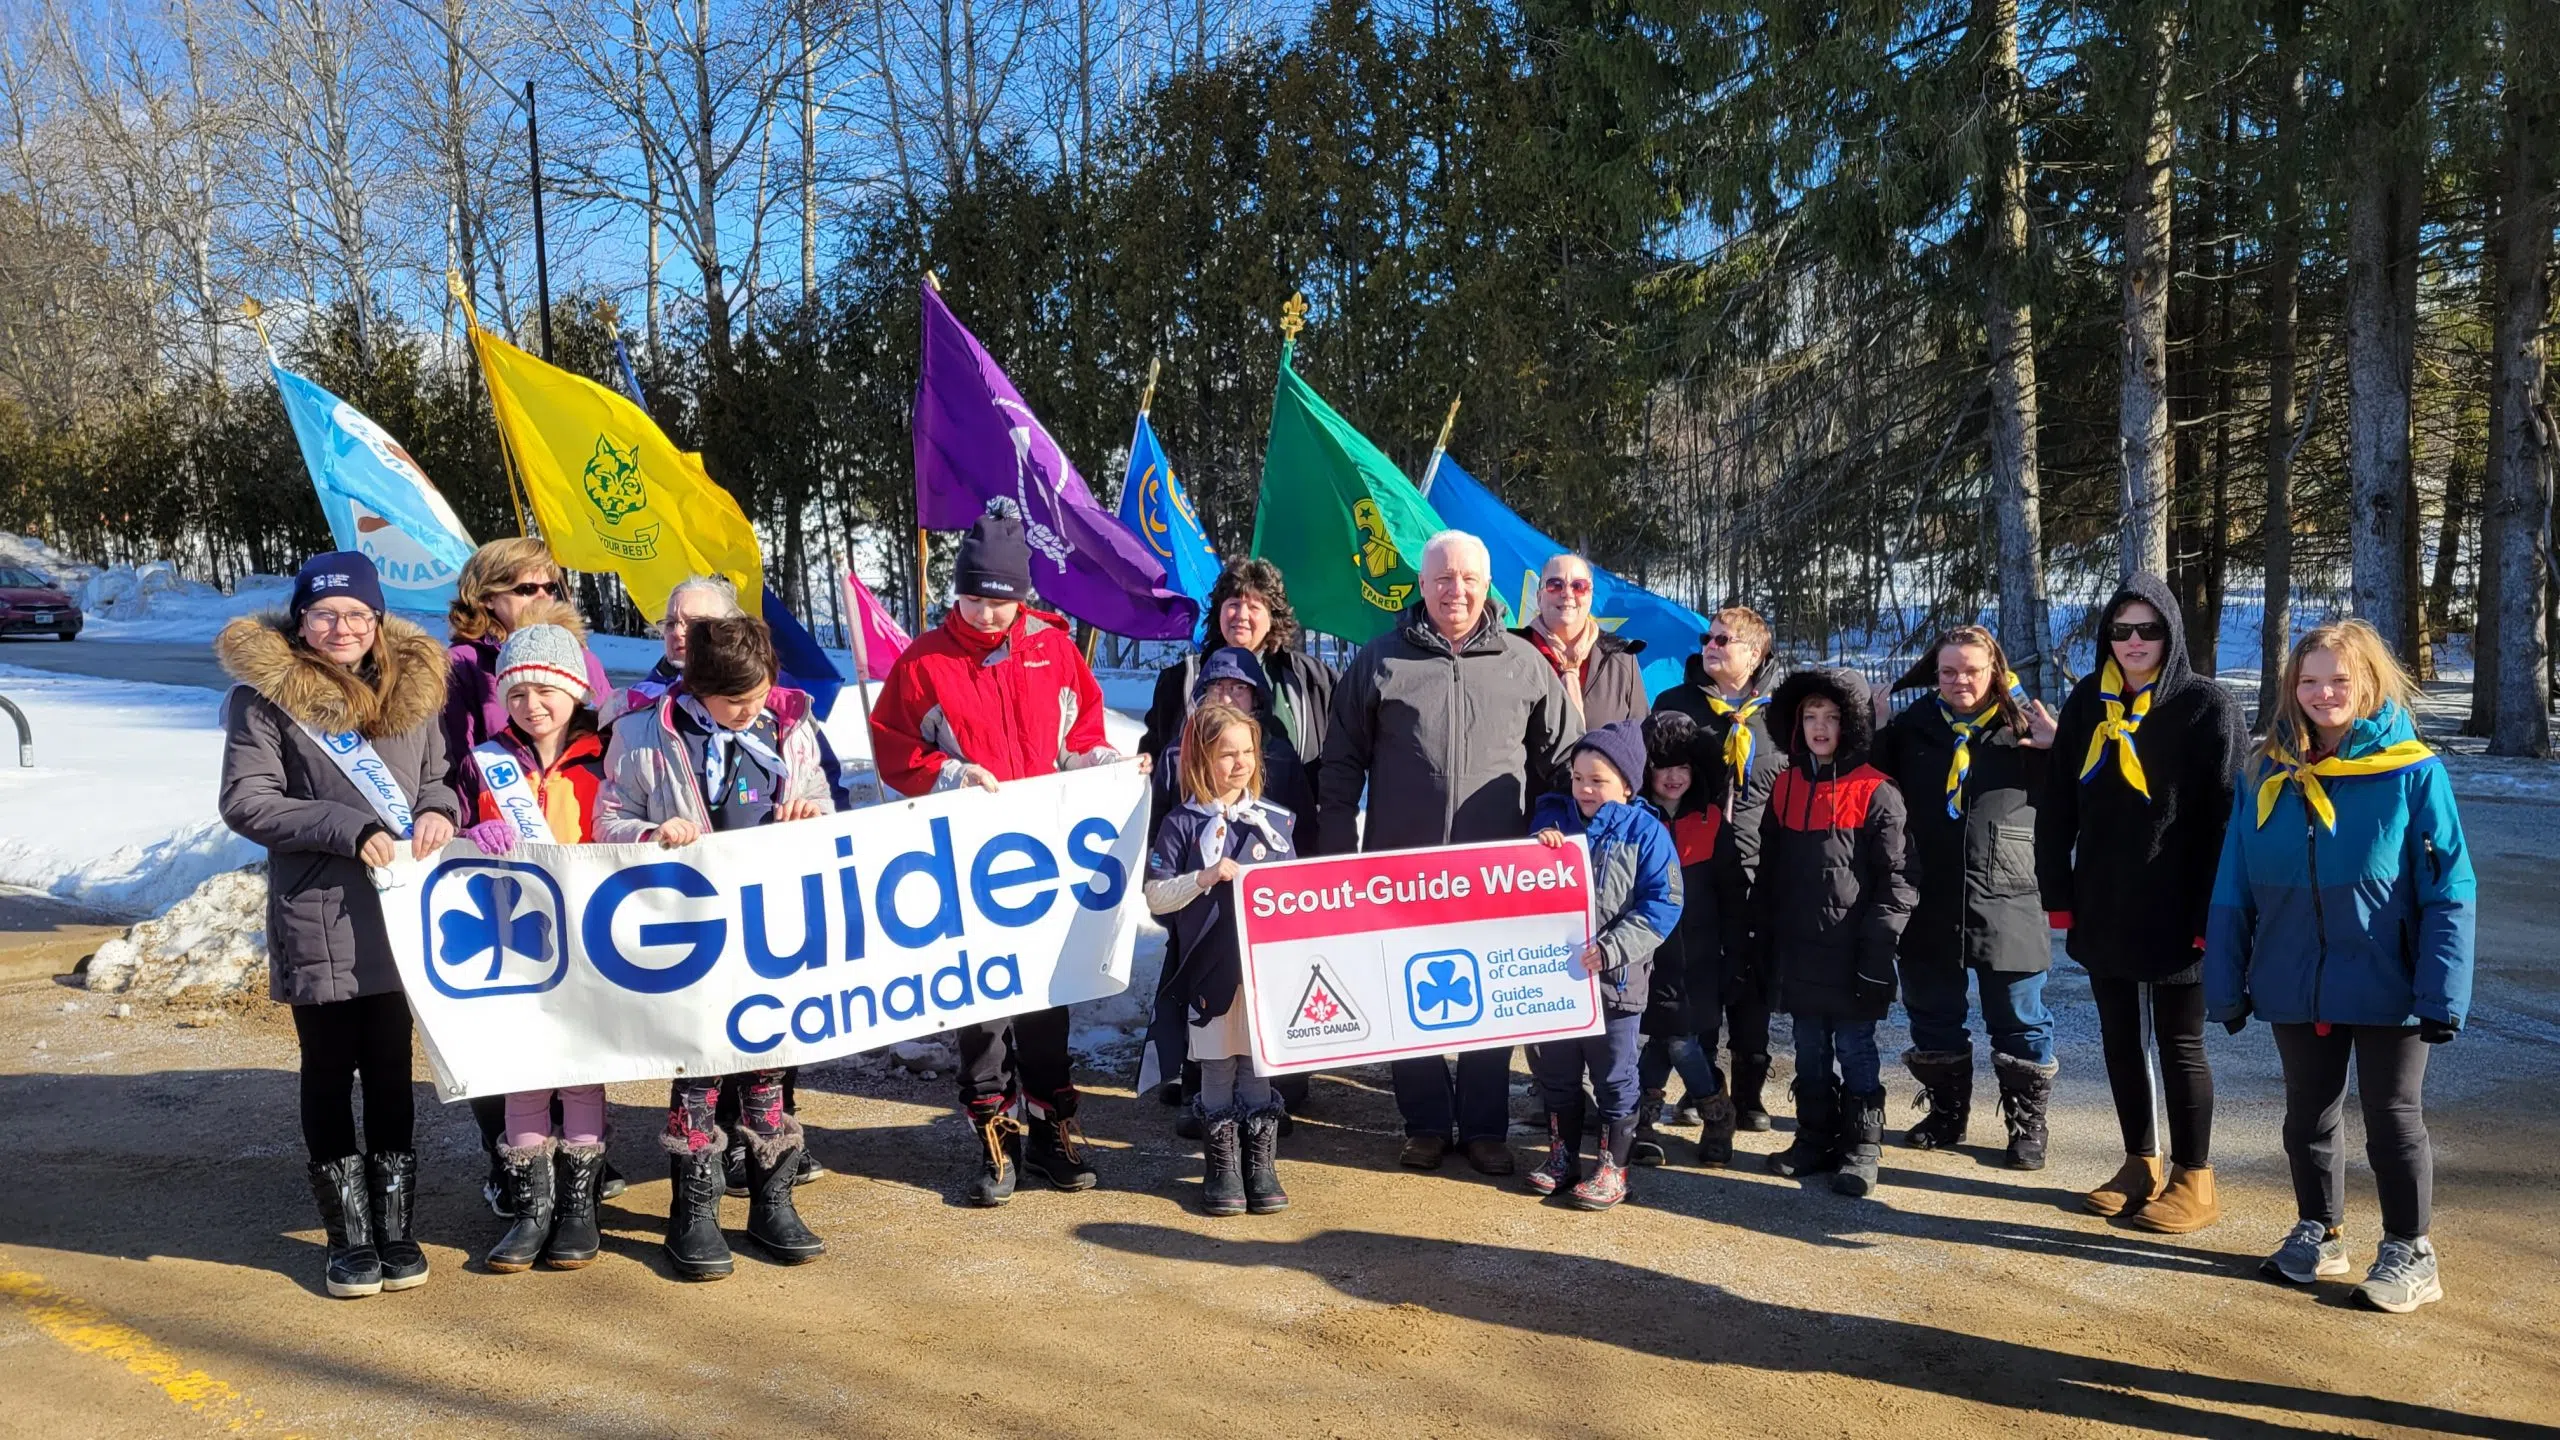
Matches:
[484,1140,556,1274]
[1768,1079,1839,1178]
[1201,1109,1246,1217]
[1631,1089,1669,1166]
[365,1151,429,1291]
[721,1138,751,1199]
[1834,1090,1887,1196]
[1242,1104,1289,1214]
[967,1111,1024,1208]
[745,1128,825,1264]
[544,1142,604,1269]
[1024,1112,1099,1192]
[1732,1053,1774,1132]
[306,1155,382,1298]
[1695,1088,1738,1167]
[1993,1053,2058,1171]
[662,1147,733,1281]
[1901,1048,1974,1151]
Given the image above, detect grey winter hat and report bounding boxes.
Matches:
[954,498,1034,601]
[495,623,593,705]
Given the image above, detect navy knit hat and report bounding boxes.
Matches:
[1566,718,1650,796]
[290,550,386,620]
[954,498,1034,601]
[1190,646,1272,707]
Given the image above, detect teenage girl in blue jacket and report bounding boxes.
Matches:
[2205,620,2475,1315]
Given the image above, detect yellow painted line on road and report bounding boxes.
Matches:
[0,1263,303,1436]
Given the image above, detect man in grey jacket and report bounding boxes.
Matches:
[1317,530,1582,1174]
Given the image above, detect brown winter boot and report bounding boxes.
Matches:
[2124,1164,2219,1233]
[2082,1153,2166,1218]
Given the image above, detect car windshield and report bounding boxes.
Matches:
[0,566,54,588]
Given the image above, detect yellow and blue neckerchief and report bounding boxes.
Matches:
[2253,739,2435,832]
[2079,660,2154,800]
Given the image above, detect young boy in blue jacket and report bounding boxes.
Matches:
[1525,719,1684,1211]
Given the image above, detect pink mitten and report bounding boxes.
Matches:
[465,818,518,857]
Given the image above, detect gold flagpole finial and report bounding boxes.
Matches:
[1433,394,1462,454]
[924,270,943,293]
[445,269,482,330]
[1279,292,1308,342]
[239,297,272,354]
[1139,355,1161,417]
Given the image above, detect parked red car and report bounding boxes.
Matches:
[0,565,81,640]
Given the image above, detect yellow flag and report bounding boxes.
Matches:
[466,324,762,618]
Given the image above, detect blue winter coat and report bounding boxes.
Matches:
[1530,792,1684,1015]
[2203,703,2476,1030]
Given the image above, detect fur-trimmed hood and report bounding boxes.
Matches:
[1768,665,1877,767]
[215,611,450,738]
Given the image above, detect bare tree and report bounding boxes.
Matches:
[2115,0,2177,583]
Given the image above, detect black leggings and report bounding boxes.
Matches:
[2089,978,2212,1168]
[2272,1023,2433,1238]
[290,993,414,1163]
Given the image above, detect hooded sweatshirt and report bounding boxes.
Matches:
[2034,574,2247,983]
[1653,647,1785,887]
[1746,667,1916,1022]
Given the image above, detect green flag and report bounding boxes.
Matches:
[1250,344,1448,643]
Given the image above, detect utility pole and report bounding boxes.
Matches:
[527,80,555,361]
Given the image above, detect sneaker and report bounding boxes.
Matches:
[2260,1220,2349,1284]
[2355,1235,2444,1314]
[482,1154,513,1219]
[793,1148,825,1186]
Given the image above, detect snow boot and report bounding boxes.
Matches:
[2083,1153,2167,1218]
[1024,1112,1099,1191]
[483,1140,556,1274]
[661,1146,733,1281]
[967,1111,1024,1208]
[1768,1079,1839,1178]
[1568,1116,1637,1211]
[2125,1164,2221,1234]
[1695,1087,1738,1167]
[1630,1089,1669,1166]
[1901,1048,1973,1150]
[543,1142,605,1269]
[1733,1052,1774,1132]
[745,1128,825,1264]
[599,1153,627,1201]
[1992,1053,2057,1171]
[793,1148,825,1185]
[1200,1109,1246,1217]
[1833,1090,1887,1197]
[306,1154,382,1298]
[365,1151,429,1291]
[1527,1095,1586,1195]
[1242,1103,1290,1214]
[721,1138,751,1199]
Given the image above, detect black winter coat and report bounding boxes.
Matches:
[1874,697,2053,977]
[1141,644,1337,775]
[1747,668,1917,1022]
[1641,800,1746,1036]
[1654,650,1785,899]
[2034,574,2248,983]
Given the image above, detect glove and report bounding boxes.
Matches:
[465,818,519,857]
[2222,997,2251,1036]
[1853,966,1895,1013]
[2046,911,2072,933]
[2418,1019,2457,1045]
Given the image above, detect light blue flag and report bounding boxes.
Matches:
[269,361,475,612]
[1115,410,1221,642]
[1426,455,1708,697]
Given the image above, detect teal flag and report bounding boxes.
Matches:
[269,360,475,611]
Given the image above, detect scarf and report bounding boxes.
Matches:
[2253,738,2436,832]
[1183,794,1289,868]
[1706,691,1769,792]
[677,692,786,800]
[1939,700,1997,820]
[2078,660,2155,800]
[1534,615,1601,716]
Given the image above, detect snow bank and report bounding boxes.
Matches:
[78,568,292,642]
[82,866,269,997]
[0,529,97,584]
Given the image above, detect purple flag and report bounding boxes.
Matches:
[914,281,1200,639]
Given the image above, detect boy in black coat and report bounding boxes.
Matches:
[1749,667,1916,1197]
[1630,712,1750,1166]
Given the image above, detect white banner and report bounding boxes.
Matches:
[382,764,1148,1098]
[1234,837,1601,1076]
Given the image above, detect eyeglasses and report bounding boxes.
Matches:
[1542,577,1594,596]
[1702,633,1733,648]
[305,609,378,633]
[2107,621,2169,643]
[503,581,564,599]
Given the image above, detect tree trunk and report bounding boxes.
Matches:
[2116,1,2178,582]
[2345,58,2424,659]
[2257,0,2307,726]
[2487,23,2556,757]
[1977,0,2051,697]
[2426,459,2468,665]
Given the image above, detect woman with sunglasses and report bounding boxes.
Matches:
[2036,574,2246,1233]
[1515,553,1648,730]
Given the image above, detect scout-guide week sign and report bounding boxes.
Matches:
[381,765,1148,1099]
[1234,838,1601,1075]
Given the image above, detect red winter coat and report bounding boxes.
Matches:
[870,607,1114,796]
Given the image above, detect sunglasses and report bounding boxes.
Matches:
[503,581,564,599]
[2108,621,2169,643]
[1702,633,1734,647]
[1542,577,1593,596]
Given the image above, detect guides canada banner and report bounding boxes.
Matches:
[381,765,1149,1099]
[1233,837,1602,1076]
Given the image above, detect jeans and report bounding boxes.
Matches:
[1392,1049,1514,1142]
[1638,1032,1719,1098]
[1790,1013,1882,1095]
[2272,1023,2433,1238]
[1901,963,2055,1064]
[1533,1015,1644,1123]
[290,993,414,1163]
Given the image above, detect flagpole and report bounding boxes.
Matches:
[1138,355,1160,418]
[914,269,943,636]
[526,81,554,363]
[1419,394,1462,498]
[449,269,535,537]
[838,563,880,758]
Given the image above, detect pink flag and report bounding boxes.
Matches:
[844,569,912,682]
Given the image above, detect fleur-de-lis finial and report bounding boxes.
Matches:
[1280,291,1308,342]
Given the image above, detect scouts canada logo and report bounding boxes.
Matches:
[1280,960,1368,1047]
[581,434,660,559]
[1351,498,1411,612]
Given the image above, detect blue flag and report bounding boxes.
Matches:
[1115,411,1221,642]
[1426,456,1708,697]
[269,361,476,612]
[759,585,848,722]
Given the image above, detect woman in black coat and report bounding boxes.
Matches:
[1138,558,1337,806]
[2035,574,2246,1234]
[1873,626,2061,1170]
